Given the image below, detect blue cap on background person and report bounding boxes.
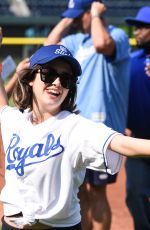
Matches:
[29,44,82,76]
[125,6,150,26]
[62,0,103,18]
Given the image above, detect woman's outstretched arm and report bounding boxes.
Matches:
[109,134,150,157]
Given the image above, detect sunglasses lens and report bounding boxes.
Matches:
[40,68,76,89]
[59,73,73,89]
[40,69,56,84]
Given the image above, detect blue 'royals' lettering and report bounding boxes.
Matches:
[6,133,64,176]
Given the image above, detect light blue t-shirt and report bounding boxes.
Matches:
[62,25,131,133]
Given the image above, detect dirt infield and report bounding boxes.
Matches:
[0,157,134,229]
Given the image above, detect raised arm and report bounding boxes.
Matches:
[0,27,2,46]
[109,134,150,157]
[90,2,115,56]
[0,28,8,108]
[0,76,8,108]
[44,18,74,46]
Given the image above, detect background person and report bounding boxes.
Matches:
[145,61,150,77]
[44,0,130,229]
[124,6,150,230]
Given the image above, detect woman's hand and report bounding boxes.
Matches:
[5,58,30,97]
[16,58,30,74]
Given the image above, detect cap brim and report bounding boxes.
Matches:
[125,17,150,26]
[62,9,84,18]
[30,55,82,77]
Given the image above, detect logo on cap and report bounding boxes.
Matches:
[54,45,71,56]
[68,0,75,9]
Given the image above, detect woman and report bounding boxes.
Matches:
[0,44,150,230]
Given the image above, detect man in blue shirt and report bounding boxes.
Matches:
[125,6,150,230]
[45,0,130,229]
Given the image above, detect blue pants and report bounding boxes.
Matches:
[125,158,150,230]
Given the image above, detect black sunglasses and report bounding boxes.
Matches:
[37,67,76,89]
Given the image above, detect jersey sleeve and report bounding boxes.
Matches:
[0,106,22,152]
[68,116,122,175]
[0,105,9,121]
[0,106,17,126]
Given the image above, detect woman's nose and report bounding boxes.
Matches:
[52,77,61,86]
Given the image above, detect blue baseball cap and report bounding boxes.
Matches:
[29,44,82,76]
[125,6,150,26]
[62,0,102,18]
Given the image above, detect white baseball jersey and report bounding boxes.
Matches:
[0,106,122,227]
